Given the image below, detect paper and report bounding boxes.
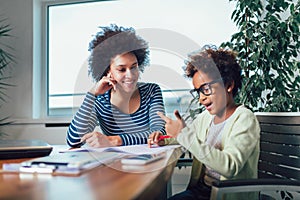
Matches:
[60,144,181,155]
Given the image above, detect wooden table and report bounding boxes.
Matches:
[0,146,182,200]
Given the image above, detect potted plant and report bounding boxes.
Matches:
[0,17,15,137]
[186,0,299,120]
[221,0,300,112]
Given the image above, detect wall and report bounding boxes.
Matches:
[0,0,33,119]
[0,0,69,144]
[0,122,68,144]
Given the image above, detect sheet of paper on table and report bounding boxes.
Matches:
[60,144,182,155]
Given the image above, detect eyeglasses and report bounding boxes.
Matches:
[190,78,223,98]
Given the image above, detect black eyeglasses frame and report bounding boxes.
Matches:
[190,78,223,98]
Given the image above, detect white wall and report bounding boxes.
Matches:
[0,0,69,144]
[0,122,68,145]
[0,0,33,119]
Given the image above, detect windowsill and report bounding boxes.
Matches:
[9,117,72,125]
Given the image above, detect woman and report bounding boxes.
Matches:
[67,24,166,148]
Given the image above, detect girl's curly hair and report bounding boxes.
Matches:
[88,24,150,82]
[184,45,242,97]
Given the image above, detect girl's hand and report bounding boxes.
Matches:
[90,73,117,96]
[157,110,185,138]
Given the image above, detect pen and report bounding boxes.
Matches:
[148,135,172,148]
[158,135,172,141]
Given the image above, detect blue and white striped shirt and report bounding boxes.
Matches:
[66,82,166,147]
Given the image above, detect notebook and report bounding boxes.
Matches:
[0,139,53,160]
[20,151,121,174]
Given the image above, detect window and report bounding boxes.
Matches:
[45,0,237,117]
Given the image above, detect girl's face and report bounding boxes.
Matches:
[192,70,228,117]
[109,52,139,93]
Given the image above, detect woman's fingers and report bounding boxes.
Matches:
[80,132,92,143]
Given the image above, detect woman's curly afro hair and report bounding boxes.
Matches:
[88,24,150,82]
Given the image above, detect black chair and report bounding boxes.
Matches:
[210,113,300,200]
[176,151,193,169]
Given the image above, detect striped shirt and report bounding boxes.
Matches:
[66,82,166,147]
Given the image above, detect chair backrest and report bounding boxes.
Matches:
[256,113,300,181]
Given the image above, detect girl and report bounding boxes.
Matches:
[149,45,260,200]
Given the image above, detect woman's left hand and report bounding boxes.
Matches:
[81,132,122,147]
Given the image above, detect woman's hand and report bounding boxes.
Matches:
[81,132,122,148]
[89,73,117,96]
[157,110,185,138]
[148,131,165,147]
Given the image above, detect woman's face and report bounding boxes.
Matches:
[109,52,139,93]
[192,70,228,116]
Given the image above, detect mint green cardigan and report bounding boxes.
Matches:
[167,105,260,200]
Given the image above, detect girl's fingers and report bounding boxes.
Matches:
[174,110,182,120]
[157,112,171,123]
